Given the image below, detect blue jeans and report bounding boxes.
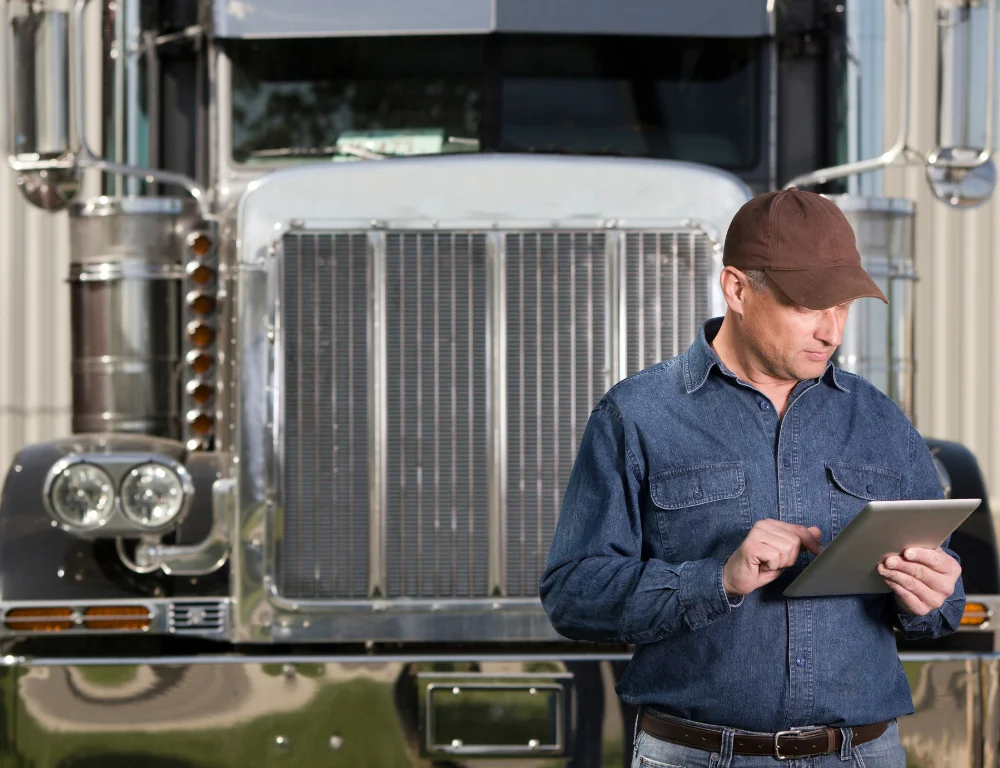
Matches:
[632,717,906,767]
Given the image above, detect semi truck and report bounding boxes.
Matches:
[1,0,1000,765]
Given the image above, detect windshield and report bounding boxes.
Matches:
[227,34,762,169]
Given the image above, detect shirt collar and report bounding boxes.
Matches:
[682,317,850,394]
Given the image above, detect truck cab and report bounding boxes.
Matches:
[1,0,998,765]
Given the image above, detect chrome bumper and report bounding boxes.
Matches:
[0,652,995,767]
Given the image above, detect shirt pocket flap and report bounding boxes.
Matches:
[650,462,745,510]
[825,461,901,500]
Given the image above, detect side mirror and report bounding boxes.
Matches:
[925,0,997,209]
[5,2,80,210]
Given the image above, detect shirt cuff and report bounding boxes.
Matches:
[678,558,740,631]
[895,605,938,633]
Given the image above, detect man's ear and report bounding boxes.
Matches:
[720,267,751,316]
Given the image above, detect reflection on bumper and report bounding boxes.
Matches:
[0,653,992,767]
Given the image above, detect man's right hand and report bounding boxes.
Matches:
[722,519,823,598]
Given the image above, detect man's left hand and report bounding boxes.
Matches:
[877,547,961,616]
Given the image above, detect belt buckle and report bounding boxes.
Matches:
[774,727,815,760]
[773,730,797,760]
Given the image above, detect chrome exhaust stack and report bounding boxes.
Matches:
[3,0,212,441]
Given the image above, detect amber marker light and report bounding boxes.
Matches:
[5,607,74,632]
[961,602,991,627]
[187,411,214,436]
[187,263,215,285]
[83,606,151,631]
[186,381,214,406]
[187,291,216,315]
[188,232,213,257]
[187,321,215,348]
[187,351,214,375]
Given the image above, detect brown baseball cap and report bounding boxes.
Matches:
[722,188,888,310]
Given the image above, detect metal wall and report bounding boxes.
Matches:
[882,1,1000,515]
[0,8,105,477]
[0,182,71,475]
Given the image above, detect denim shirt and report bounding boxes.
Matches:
[539,318,965,732]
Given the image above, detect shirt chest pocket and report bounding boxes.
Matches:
[826,461,902,538]
[648,462,750,562]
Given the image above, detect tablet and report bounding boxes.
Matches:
[783,498,981,598]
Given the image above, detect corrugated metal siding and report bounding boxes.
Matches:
[0,8,104,478]
[883,2,1000,510]
[0,198,72,474]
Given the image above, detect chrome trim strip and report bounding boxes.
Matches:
[16,651,635,667]
[368,230,388,598]
[606,228,621,385]
[488,231,507,597]
[70,263,187,281]
[11,651,989,668]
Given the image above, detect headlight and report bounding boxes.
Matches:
[47,462,115,530]
[120,463,188,529]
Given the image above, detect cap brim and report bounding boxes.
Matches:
[764,265,888,310]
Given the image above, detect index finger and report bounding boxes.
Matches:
[757,519,823,554]
[780,524,823,556]
[900,547,955,574]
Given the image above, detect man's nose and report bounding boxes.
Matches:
[816,309,843,347]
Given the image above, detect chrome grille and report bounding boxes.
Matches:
[281,233,370,599]
[277,226,716,603]
[385,232,490,598]
[505,232,609,597]
[625,231,713,372]
[168,601,227,634]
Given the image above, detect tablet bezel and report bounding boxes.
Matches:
[782,498,980,598]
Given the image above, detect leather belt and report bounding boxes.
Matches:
[640,709,889,761]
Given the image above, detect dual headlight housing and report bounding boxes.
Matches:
[43,454,194,536]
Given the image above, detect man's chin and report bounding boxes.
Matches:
[795,358,830,380]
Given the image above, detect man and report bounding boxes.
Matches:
[539,189,964,767]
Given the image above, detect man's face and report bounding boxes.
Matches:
[738,273,852,382]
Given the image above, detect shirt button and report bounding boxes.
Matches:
[795,657,805,667]
[782,456,792,468]
[866,484,874,494]
[759,401,770,410]
[693,489,703,499]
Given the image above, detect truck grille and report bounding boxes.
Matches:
[505,232,608,597]
[625,231,714,373]
[282,233,370,599]
[385,233,490,598]
[279,227,714,601]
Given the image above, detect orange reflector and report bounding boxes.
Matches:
[188,412,214,436]
[188,382,214,405]
[187,322,215,348]
[189,233,213,257]
[187,351,214,375]
[5,607,74,632]
[187,292,216,315]
[961,602,991,626]
[83,606,150,631]
[187,264,215,285]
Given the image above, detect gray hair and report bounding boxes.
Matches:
[742,269,769,292]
